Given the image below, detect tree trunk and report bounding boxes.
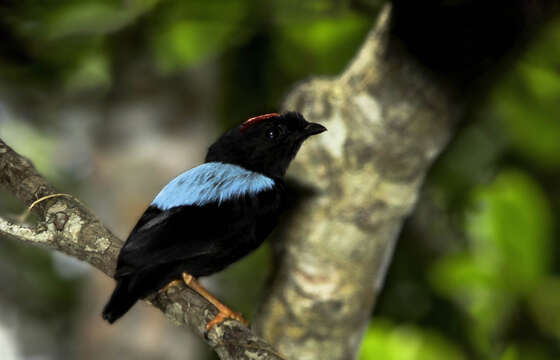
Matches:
[254,6,459,359]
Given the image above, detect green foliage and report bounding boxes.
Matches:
[0,120,60,182]
[500,346,519,360]
[0,0,372,90]
[493,20,560,169]
[148,0,248,72]
[151,20,239,72]
[430,170,554,356]
[276,14,370,75]
[63,48,111,91]
[43,0,161,39]
[529,277,560,340]
[468,171,553,291]
[428,120,505,205]
[373,19,560,360]
[359,320,465,360]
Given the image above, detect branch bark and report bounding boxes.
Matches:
[254,6,460,359]
[0,138,284,360]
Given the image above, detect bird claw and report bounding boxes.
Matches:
[205,309,248,332]
[159,279,183,293]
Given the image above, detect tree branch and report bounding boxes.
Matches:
[254,6,460,358]
[0,138,284,360]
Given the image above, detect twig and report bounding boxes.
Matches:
[16,193,74,222]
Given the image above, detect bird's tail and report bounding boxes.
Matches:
[102,277,138,324]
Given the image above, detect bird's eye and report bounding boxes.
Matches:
[266,127,279,140]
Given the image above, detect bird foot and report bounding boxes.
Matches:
[206,308,248,331]
[182,272,195,285]
[179,273,248,331]
[159,279,183,293]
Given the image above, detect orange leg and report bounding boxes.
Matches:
[181,272,248,331]
[159,279,183,293]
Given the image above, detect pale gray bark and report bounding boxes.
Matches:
[254,7,459,359]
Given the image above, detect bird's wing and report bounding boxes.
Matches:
[150,162,274,210]
[115,202,253,277]
[114,163,278,277]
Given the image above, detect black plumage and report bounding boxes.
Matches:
[102,112,326,326]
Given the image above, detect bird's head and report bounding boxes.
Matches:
[205,112,326,178]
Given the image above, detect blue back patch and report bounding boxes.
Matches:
[151,162,275,210]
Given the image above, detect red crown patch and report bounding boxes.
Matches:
[240,113,279,132]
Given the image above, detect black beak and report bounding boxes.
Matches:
[303,122,327,137]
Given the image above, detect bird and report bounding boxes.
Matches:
[101,111,326,330]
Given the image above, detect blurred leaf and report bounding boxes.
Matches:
[151,20,238,72]
[276,14,370,75]
[520,64,560,100]
[500,346,519,360]
[468,170,553,290]
[45,0,161,39]
[272,0,350,22]
[514,345,556,360]
[148,0,249,73]
[282,16,365,54]
[63,49,111,91]
[431,254,497,296]
[498,346,556,360]
[0,119,60,182]
[359,320,465,360]
[429,120,505,205]
[493,20,560,169]
[431,252,513,354]
[529,277,560,340]
[494,84,560,169]
[151,0,248,22]
[430,170,554,354]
